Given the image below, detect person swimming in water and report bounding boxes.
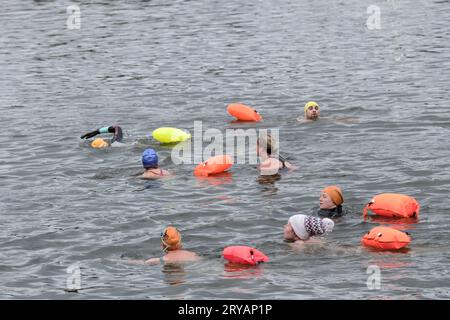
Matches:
[297,101,360,124]
[145,226,201,265]
[141,148,170,179]
[80,125,124,148]
[284,214,334,242]
[297,101,320,122]
[317,186,347,218]
[257,133,296,175]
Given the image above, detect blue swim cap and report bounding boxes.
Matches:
[142,148,158,168]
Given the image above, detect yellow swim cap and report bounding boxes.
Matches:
[304,101,319,113]
[91,138,109,149]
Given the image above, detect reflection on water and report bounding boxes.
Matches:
[195,172,234,187]
[223,262,265,279]
[162,263,186,286]
[366,259,411,270]
[257,174,281,195]
[366,216,419,229]
[362,246,411,254]
[257,174,281,185]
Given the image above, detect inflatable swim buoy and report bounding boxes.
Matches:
[227,103,262,122]
[91,138,108,149]
[362,226,411,250]
[152,127,191,144]
[363,193,420,220]
[222,246,269,265]
[194,155,233,177]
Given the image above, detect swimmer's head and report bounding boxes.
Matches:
[91,138,109,149]
[287,214,334,241]
[304,101,320,120]
[320,186,343,209]
[142,148,158,169]
[257,133,278,157]
[284,222,300,242]
[161,226,182,251]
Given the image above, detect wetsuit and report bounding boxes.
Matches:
[108,126,123,144]
[80,125,123,144]
[279,155,287,169]
[317,205,347,218]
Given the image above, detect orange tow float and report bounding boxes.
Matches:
[362,226,411,250]
[194,155,233,177]
[227,103,262,122]
[363,193,420,220]
[222,246,269,265]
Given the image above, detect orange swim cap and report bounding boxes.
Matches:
[91,138,108,149]
[161,226,182,251]
[322,186,344,206]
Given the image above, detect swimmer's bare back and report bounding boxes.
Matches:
[288,238,328,252]
[140,168,171,180]
[145,250,201,265]
[259,158,297,175]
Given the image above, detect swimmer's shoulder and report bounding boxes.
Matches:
[165,250,201,263]
[140,169,171,179]
[297,117,311,123]
[140,172,156,180]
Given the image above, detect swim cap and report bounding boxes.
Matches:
[304,101,319,113]
[322,186,344,206]
[161,226,182,251]
[91,138,108,149]
[142,148,158,168]
[288,214,334,240]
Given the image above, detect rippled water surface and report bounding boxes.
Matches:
[1,0,449,299]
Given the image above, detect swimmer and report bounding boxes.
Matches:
[284,214,334,242]
[145,226,201,265]
[257,133,296,176]
[80,125,124,148]
[317,186,347,218]
[297,101,320,122]
[140,148,170,179]
[297,102,360,124]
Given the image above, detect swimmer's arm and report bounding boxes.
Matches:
[80,125,118,140]
[336,117,360,124]
[145,257,164,265]
[290,238,326,249]
[112,258,146,265]
[80,126,122,141]
[285,161,298,170]
[108,126,123,143]
[307,238,327,244]
[80,129,100,139]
